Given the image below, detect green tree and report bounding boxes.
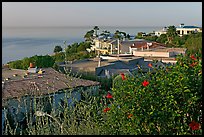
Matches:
[166,26,177,44]
[100,30,111,39]
[52,52,65,62]
[144,35,158,42]
[84,30,95,41]
[114,30,123,40]
[21,57,31,70]
[54,45,63,53]
[156,34,167,44]
[77,43,86,52]
[185,32,202,53]
[135,32,143,39]
[8,55,55,69]
[126,34,131,40]
[9,60,23,69]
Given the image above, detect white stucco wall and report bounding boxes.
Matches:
[176,28,202,36]
[133,51,170,57]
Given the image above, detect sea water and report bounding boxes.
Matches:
[2,26,162,64]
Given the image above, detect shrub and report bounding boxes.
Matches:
[3,51,202,135]
[103,50,202,135]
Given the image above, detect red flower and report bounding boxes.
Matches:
[190,55,197,60]
[142,80,149,87]
[103,107,111,113]
[127,114,133,118]
[120,73,126,80]
[148,63,153,68]
[106,92,113,99]
[189,62,198,67]
[189,121,200,130]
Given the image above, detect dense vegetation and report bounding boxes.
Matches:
[3,49,202,135]
[8,55,55,70]
[106,50,202,135]
[64,41,96,61]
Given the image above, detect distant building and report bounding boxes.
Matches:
[91,38,149,55]
[59,54,172,79]
[154,27,167,36]
[176,23,202,37]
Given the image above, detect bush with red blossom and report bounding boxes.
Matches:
[102,50,202,135]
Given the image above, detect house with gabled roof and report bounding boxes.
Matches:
[2,67,100,133]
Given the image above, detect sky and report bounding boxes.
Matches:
[2,2,202,27]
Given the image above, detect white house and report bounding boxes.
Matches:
[176,23,202,37]
[154,27,167,36]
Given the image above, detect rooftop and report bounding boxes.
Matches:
[2,68,100,101]
[177,26,200,29]
[151,48,187,52]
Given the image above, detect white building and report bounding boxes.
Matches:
[155,27,167,36]
[176,23,202,37]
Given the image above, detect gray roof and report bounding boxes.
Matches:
[177,26,200,29]
[2,68,100,100]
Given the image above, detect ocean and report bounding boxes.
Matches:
[2,26,162,64]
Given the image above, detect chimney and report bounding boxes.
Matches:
[98,57,101,67]
[147,42,152,50]
[147,44,149,50]
[30,63,35,68]
[180,23,184,28]
[117,39,120,55]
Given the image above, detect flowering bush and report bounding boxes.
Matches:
[103,51,202,135]
[3,50,202,135]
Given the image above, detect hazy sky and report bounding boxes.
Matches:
[2,2,202,27]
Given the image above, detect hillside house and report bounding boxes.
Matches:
[176,23,202,37]
[2,67,100,133]
[154,27,167,36]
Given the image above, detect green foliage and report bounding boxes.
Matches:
[77,42,91,52]
[52,52,65,63]
[185,32,202,53]
[144,35,158,42]
[4,50,202,135]
[65,42,95,61]
[84,30,95,41]
[8,60,23,69]
[135,32,143,39]
[113,30,122,40]
[105,50,202,135]
[54,45,63,53]
[8,55,55,69]
[156,34,167,44]
[167,26,177,37]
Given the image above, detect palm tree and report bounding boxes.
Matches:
[100,30,111,39]
[166,26,177,44]
[114,30,126,40]
[93,26,99,37]
[84,30,95,41]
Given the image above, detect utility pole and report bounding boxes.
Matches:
[64,41,67,71]
[117,39,120,60]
